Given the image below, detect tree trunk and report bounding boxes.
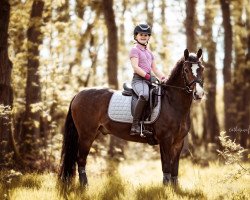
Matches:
[159,0,169,63]
[21,0,44,163]
[202,0,220,143]
[56,0,69,22]
[185,0,198,52]
[244,0,250,149]
[0,0,14,167]
[220,0,234,138]
[184,0,199,150]
[102,0,118,89]
[102,0,125,159]
[231,0,249,147]
[145,0,155,28]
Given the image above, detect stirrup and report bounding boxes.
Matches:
[140,122,153,137]
[140,122,146,138]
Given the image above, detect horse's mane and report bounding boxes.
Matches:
[165,57,184,84]
[165,53,198,84]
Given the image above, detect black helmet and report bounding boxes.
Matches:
[133,24,151,36]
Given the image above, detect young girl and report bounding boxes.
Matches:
[130,24,167,136]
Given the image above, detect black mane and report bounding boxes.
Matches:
[165,53,199,85]
[165,57,184,84]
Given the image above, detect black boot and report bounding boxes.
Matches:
[130,97,146,135]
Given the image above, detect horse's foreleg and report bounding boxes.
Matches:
[160,138,173,185]
[170,140,184,186]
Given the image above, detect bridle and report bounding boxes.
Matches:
[162,60,203,94]
[182,61,203,93]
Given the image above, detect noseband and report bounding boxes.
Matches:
[163,60,203,94]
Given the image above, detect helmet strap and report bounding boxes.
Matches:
[135,39,147,47]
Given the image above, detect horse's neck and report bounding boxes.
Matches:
[165,72,193,114]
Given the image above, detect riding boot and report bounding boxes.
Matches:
[130,97,147,135]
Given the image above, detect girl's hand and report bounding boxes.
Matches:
[161,76,167,83]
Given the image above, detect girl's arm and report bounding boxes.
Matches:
[131,57,148,78]
[151,61,166,80]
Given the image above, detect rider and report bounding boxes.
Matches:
[130,24,167,136]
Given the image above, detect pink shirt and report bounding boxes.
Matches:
[129,44,154,74]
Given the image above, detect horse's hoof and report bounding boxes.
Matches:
[163,173,171,185]
[171,176,178,186]
[79,173,88,186]
[163,179,171,185]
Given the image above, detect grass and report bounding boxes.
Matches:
[0,159,249,200]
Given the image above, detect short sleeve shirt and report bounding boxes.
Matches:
[129,44,154,74]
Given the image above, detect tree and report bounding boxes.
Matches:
[231,0,250,147]
[184,0,199,149]
[185,0,198,52]
[0,0,14,167]
[202,0,220,143]
[21,0,44,164]
[220,0,234,137]
[102,0,125,159]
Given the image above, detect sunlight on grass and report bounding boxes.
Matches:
[0,159,249,200]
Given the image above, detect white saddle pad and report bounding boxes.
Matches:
[108,88,161,124]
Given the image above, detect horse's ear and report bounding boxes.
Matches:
[197,48,202,59]
[184,49,189,60]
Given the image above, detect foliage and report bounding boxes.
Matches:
[217,132,250,182]
[217,132,247,165]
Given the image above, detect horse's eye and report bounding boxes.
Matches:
[184,68,189,73]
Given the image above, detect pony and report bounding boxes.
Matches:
[59,49,204,186]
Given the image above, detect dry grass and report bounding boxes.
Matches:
[1,159,249,200]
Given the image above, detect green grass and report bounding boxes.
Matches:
[0,159,249,200]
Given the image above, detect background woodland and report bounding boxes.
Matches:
[0,0,249,171]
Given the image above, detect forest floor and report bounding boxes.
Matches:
[0,158,249,200]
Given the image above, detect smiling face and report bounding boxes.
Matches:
[135,33,150,45]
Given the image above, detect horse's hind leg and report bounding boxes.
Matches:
[77,131,97,186]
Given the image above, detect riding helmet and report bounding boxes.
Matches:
[133,24,151,36]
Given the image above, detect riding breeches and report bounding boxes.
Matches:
[131,74,149,101]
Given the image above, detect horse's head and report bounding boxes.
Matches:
[183,49,204,100]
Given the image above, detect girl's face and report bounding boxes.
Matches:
[135,33,150,45]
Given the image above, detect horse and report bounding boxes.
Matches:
[59,49,204,186]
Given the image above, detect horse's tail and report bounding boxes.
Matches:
[59,98,78,182]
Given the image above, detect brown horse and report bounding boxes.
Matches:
[59,49,204,186]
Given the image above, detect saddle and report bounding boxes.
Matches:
[122,83,159,121]
[121,83,160,145]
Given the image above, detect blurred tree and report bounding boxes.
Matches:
[185,0,200,149]
[159,0,170,64]
[8,1,31,147]
[102,0,125,159]
[245,1,250,148]
[21,0,44,165]
[0,0,14,167]
[220,0,234,138]
[69,1,101,74]
[56,0,69,22]
[145,0,155,28]
[202,0,220,144]
[185,0,198,52]
[119,0,127,48]
[231,0,250,148]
